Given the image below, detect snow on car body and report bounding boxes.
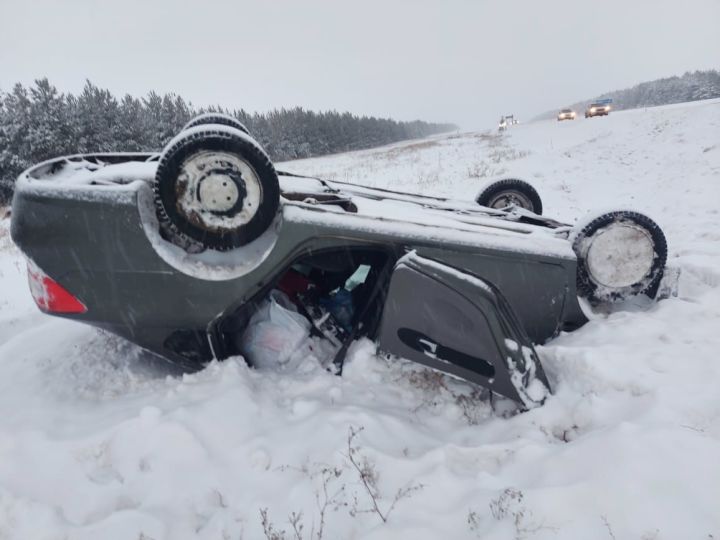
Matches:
[10,116,668,409]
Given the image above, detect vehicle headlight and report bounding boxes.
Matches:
[590,107,596,112]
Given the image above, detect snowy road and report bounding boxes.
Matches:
[1,99,719,539]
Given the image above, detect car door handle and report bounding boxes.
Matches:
[417,337,438,358]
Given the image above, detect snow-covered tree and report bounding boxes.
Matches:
[0,79,456,203]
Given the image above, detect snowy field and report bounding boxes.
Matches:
[1,99,719,539]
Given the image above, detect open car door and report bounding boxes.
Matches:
[378,252,550,409]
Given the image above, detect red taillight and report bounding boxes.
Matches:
[27,262,87,314]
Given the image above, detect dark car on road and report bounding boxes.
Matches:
[11,114,668,409]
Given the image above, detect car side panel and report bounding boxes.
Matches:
[411,246,583,342]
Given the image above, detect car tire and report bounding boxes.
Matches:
[182,113,250,135]
[154,127,279,251]
[572,210,667,303]
[476,178,543,215]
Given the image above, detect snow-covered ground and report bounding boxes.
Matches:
[1,99,719,539]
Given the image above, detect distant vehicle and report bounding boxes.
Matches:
[498,114,518,132]
[585,103,611,118]
[557,109,576,121]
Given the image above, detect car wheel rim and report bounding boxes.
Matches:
[176,150,262,232]
[487,190,533,211]
[585,222,655,288]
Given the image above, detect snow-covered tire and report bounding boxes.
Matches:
[182,113,250,135]
[572,210,667,303]
[476,178,543,215]
[154,127,279,251]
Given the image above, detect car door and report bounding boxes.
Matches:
[377,251,550,409]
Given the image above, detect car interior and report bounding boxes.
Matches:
[216,247,394,369]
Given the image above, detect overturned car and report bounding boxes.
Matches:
[10,114,669,409]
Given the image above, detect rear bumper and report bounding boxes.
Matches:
[10,165,226,366]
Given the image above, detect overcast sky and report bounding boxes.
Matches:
[1,0,718,129]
